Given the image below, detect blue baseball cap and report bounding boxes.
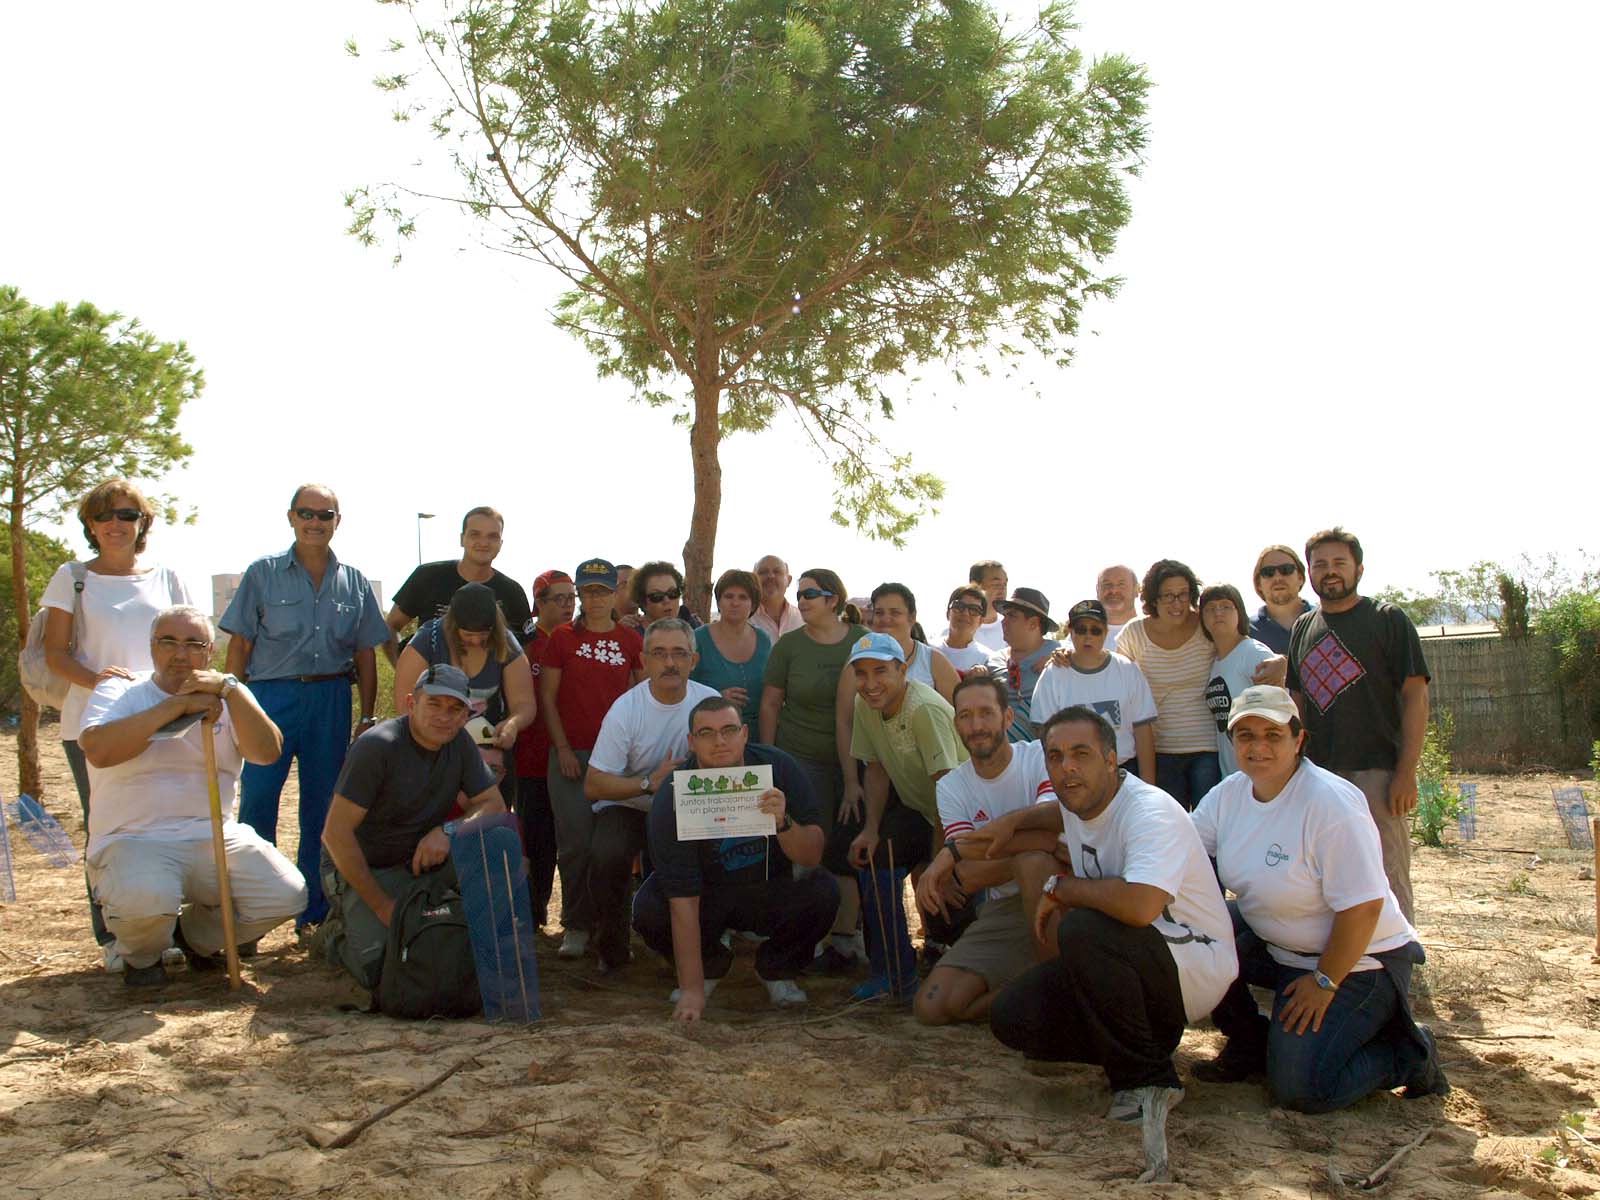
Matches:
[847,631,907,664]
[574,557,619,590]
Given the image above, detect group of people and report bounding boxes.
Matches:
[42,477,1447,1118]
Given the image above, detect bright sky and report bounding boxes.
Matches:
[4,2,1595,620]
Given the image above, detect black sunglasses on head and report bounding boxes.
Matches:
[92,508,142,523]
[645,588,682,604]
[294,507,338,521]
[1258,563,1300,578]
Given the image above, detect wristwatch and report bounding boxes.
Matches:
[1312,969,1338,992]
[218,673,240,700]
[944,838,962,862]
[1043,873,1068,898]
[778,813,793,833]
[639,775,652,794]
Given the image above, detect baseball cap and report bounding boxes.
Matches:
[574,557,619,591]
[532,569,572,600]
[1226,685,1299,730]
[846,631,907,664]
[1067,599,1109,627]
[449,581,499,632]
[414,662,472,705]
[999,587,1057,633]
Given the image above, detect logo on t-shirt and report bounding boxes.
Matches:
[1265,843,1289,868]
[1204,675,1232,732]
[1091,699,1122,727]
[1079,845,1103,879]
[1299,631,1366,713]
[974,808,989,822]
[576,638,629,667]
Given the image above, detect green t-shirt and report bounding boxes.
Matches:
[849,680,968,825]
[763,623,868,763]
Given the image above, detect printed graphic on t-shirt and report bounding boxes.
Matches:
[1091,699,1122,727]
[1299,630,1366,712]
[716,837,767,874]
[1079,845,1103,878]
[1203,675,1232,731]
[1265,842,1290,867]
[1159,906,1219,946]
[576,638,629,667]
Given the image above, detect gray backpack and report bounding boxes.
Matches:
[17,563,87,710]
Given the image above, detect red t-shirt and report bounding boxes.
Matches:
[514,625,555,777]
[538,621,643,752]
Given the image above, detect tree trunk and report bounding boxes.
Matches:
[8,504,42,800]
[681,373,722,622]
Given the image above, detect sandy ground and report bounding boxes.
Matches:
[3,730,1600,1199]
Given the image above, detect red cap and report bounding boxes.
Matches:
[533,569,572,600]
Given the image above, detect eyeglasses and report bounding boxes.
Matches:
[1258,564,1300,579]
[1070,623,1106,637]
[93,508,142,523]
[294,507,338,521]
[948,601,986,616]
[541,592,576,604]
[796,587,835,601]
[153,637,211,654]
[645,647,693,662]
[645,589,682,604]
[1157,591,1192,605]
[692,724,745,741]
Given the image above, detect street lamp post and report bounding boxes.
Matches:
[416,512,435,565]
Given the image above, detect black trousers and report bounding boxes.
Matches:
[632,870,840,981]
[991,908,1187,1091]
[590,806,648,965]
[511,774,557,925]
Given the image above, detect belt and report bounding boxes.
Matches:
[253,672,353,684]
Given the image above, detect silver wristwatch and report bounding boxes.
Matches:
[639,775,652,794]
[1312,969,1338,992]
[219,673,240,700]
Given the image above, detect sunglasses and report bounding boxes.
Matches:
[796,587,835,601]
[948,601,986,616]
[93,508,142,523]
[1070,623,1106,637]
[645,589,682,604]
[294,507,338,521]
[1258,563,1300,579]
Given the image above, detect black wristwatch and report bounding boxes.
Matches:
[778,813,793,833]
[944,838,962,862]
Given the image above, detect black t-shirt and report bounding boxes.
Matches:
[647,743,819,899]
[334,716,496,868]
[1287,597,1430,772]
[392,560,531,631]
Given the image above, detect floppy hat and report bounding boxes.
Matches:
[1226,685,1298,730]
[999,587,1057,634]
[846,631,907,664]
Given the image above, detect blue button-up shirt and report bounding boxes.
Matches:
[1250,600,1312,655]
[220,546,390,680]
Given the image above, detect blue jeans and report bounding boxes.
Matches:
[1210,902,1422,1112]
[239,678,353,926]
[1154,751,1221,811]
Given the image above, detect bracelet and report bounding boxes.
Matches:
[359,714,375,722]
[944,839,962,863]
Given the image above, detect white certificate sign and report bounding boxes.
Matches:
[673,765,776,841]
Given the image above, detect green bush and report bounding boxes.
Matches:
[0,524,76,716]
[1537,592,1600,743]
[1413,709,1460,848]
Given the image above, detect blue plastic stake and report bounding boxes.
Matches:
[8,795,81,867]
[0,794,16,902]
[1456,781,1477,842]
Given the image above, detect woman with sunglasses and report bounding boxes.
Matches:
[934,585,998,673]
[393,582,536,782]
[627,560,701,629]
[691,568,772,732]
[760,568,870,968]
[40,478,193,967]
[1190,685,1448,1110]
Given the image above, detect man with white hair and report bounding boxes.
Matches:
[78,606,306,988]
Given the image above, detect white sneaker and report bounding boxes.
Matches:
[101,943,125,973]
[668,978,719,1003]
[737,930,769,944]
[764,978,808,1007]
[1107,1085,1184,1123]
[557,929,590,959]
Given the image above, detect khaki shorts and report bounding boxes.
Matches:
[936,893,1034,989]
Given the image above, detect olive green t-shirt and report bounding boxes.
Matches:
[763,623,868,764]
[849,680,968,825]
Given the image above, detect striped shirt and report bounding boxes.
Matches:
[1113,618,1217,754]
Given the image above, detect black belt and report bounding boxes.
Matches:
[252,672,353,684]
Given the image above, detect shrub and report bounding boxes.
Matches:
[1413,709,1460,848]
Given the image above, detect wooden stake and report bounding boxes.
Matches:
[202,720,242,990]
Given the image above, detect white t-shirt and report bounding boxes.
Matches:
[41,563,193,739]
[1204,638,1275,774]
[973,614,1006,651]
[937,740,1056,900]
[1056,772,1237,1022]
[80,673,243,856]
[1106,622,1127,651]
[1191,762,1417,973]
[932,637,992,673]
[588,678,721,813]
[1030,654,1157,763]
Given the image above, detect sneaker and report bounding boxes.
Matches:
[1190,1044,1265,1084]
[668,978,720,1003]
[807,944,865,976]
[1402,1026,1452,1098]
[557,929,590,959]
[764,978,808,1007]
[1107,1086,1184,1123]
[102,943,125,973]
[171,925,222,972]
[123,961,167,989]
[849,974,914,1004]
[237,940,260,959]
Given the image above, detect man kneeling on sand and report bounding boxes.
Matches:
[632,696,839,1021]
